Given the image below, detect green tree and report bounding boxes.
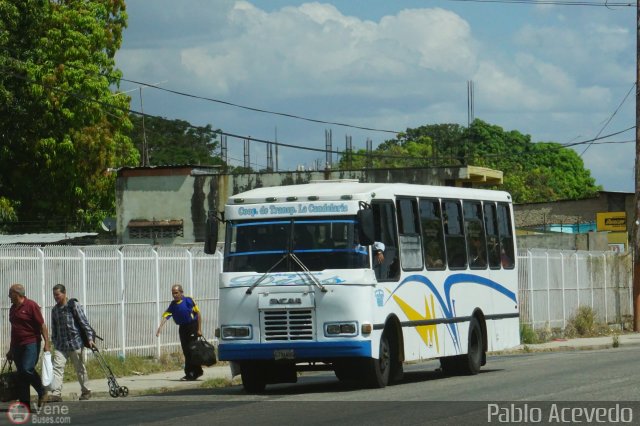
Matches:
[338,120,600,203]
[128,114,224,166]
[464,120,600,202]
[0,0,138,232]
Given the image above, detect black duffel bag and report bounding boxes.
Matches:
[189,336,217,367]
[0,359,19,402]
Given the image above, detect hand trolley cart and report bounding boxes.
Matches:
[91,346,129,398]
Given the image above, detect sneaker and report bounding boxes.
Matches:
[79,391,91,401]
[48,395,63,403]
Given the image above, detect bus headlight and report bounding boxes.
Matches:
[324,321,358,337]
[221,325,252,340]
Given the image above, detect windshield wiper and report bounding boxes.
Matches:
[289,252,327,292]
[245,254,288,295]
[245,251,327,294]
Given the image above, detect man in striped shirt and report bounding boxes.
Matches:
[48,284,94,402]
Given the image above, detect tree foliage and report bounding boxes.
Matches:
[338,120,601,203]
[0,0,138,231]
[128,114,224,167]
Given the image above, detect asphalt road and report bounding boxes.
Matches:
[11,346,640,425]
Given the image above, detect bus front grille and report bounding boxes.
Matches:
[262,309,314,341]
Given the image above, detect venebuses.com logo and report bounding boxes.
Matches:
[6,401,72,424]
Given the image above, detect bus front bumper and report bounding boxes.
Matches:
[218,340,372,361]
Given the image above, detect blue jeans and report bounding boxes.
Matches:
[13,342,44,404]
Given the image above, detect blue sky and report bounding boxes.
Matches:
[116,1,635,192]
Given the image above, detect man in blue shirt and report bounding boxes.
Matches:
[156,284,203,380]
[48,284,94,402]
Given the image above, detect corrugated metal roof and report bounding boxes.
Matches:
[0,233,98,245]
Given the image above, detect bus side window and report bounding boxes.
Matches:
[397,197,423,271]
[419,198,446,270]
[484,202,501,269]
[372,201,400,281]
[497,203,515,269]
[443,200,467,269]
[464,201,487,270]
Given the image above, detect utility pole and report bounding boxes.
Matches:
[634,1,640,332]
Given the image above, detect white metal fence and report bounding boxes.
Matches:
[0,245,222,358]
[518,249,633,330]
[0,246,632,358]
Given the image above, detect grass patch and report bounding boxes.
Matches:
[520,323,538,344]
[199,377,239,389]
[564,306,608,338]
[59,351,185,382]
[612,334,620,348]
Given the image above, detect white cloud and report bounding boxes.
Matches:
[175,4,477,98]
[116,1,635,191]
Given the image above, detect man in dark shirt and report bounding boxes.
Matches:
[156,284,203,380]
[7,283,50,409]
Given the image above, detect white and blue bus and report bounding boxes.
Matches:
[205,180,519,392]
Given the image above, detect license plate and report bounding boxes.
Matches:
[274,349,294,360]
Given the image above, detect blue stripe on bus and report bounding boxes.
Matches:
[232,221,290,227]
[228,248,368,256]
[218,340,372,361]
[386,273,518,352]
[227,250,287,257]
[294,220,356,224]
[232,219,356,227]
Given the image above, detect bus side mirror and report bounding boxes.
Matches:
[204,212,219,254]
[357,209,375,246]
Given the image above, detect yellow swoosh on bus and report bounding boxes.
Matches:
[392,293,439,352]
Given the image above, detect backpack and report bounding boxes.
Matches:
[68,298,102,348]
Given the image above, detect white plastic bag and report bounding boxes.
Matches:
[42,351,53,387]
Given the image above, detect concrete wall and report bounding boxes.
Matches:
[517,232,609,252]
[514,192,633,233]
[513,192,633,253]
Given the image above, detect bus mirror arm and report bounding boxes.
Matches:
[204,211,224,255]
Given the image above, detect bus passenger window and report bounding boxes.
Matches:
[419,198,446,270]
[397,198,423,271]
[372,201,400,281]
[443,200,466,269]
[464,201,487,270]
[484,202,501,269]
[497,203,515,269]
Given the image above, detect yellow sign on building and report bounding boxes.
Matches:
[596,212,626,232]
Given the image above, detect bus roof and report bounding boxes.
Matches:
[227,181,512,205]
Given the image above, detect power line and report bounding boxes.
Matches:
[579,83,635,156]
[444,0,633,7]
[3,56,402,135]
[120,77,402,134]
[3,58,634,168]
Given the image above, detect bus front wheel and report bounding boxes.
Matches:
[364,332,391,388]
[241,362,266,393]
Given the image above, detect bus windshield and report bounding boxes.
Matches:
[224,217,369,273]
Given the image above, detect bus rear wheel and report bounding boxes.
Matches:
[440,317,484,376]
[460,317,483,375]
